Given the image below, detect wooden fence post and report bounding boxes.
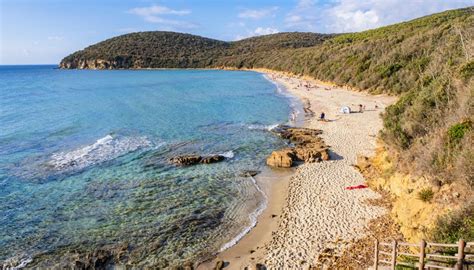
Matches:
[455,239,465,270]
[374,239,379,270]
[418,240,426,270]
[391,240,398,270]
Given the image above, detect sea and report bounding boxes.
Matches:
[0,65,300,268]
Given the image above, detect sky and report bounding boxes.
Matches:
[0,0,472,64]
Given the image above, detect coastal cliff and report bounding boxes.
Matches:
[60,8,473,244]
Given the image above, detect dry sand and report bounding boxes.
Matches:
[199,71,397,269]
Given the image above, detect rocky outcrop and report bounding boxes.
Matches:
[169,154,225,166]
[59,59,128,70]
[266,126,330,168]
[266,148,295,168]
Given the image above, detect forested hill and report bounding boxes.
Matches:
[59,31,332,69]
[61,8,473,241]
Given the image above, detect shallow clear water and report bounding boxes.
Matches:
[0,66,294,267]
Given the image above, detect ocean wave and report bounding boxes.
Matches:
[247,123,279,131]
[219,175,268,252]
[48,134,153,171]
[219,150,235,159]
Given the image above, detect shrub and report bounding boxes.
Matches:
[432,202,474,242]
[447,120,472,145]
[459,61,474,79]
[417,188,434,202]
[380,63,403,78]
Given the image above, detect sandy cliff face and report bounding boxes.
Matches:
[359,146,470,243]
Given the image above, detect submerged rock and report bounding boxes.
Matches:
[240,170,261,177]
[200,155,225,164]
[266,126,330,168]
[169,154,226,166]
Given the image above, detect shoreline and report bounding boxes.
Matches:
[198,73,306,269]
[199,69,397,269]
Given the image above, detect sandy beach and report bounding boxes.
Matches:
[199,71,397,269]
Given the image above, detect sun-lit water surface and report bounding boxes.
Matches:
[0,66,296,267]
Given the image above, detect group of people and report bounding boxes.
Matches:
[319,103,379,121]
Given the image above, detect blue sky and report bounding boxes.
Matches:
[1,0,472,64]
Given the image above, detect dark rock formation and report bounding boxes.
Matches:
[240,170,261,177]
[200,155,225,164]
[266,126,330,168]
[169,154,226,166]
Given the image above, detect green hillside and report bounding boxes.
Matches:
[61,8,473,240]
[60,31,332,69]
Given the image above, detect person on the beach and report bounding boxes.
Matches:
[320,112,325,121]
[359,104,363,113]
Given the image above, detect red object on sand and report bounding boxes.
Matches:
[345,184,368,190]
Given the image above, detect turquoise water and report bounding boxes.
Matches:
[0,66,295,268]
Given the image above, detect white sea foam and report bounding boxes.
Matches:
[3,255,32,270]
[219,175,268,252]
[247,123,279,131]
[48,134,152,171]
[220,150,235,159]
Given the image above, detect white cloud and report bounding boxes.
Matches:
[254,27,279,35]
[235,27,279,40]
[128,5,196,28]
[238,6,278,19]
[285,0,473,33]
[128,5,190,17]
[330,8,380,32]
[47,36,63,41]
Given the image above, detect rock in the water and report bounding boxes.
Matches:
[214,260,224,270]
[266,148,295,168]
[169,155,202,166]
[169,154,226,166]
[267,126,330,168]
[200,155,225,164]
[240,170,260,177]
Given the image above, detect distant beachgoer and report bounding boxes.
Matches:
[320,112,325,121]
[375,104,379,109]
[359,104,363,113]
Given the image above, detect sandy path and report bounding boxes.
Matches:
[257,73,396,269]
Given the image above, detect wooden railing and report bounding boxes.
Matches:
[374,239,473,269]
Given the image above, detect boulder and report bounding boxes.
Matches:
[214,260,224,270]
[294,145,328,163]
[169,154,226,166]
[266,148,295,168]
[240,170,261,177]
[169,155,202,166]
[267,126,331,168]
[200,155,225,164]
[355,155,371,171]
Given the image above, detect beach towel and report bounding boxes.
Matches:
[345,184,368,190]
